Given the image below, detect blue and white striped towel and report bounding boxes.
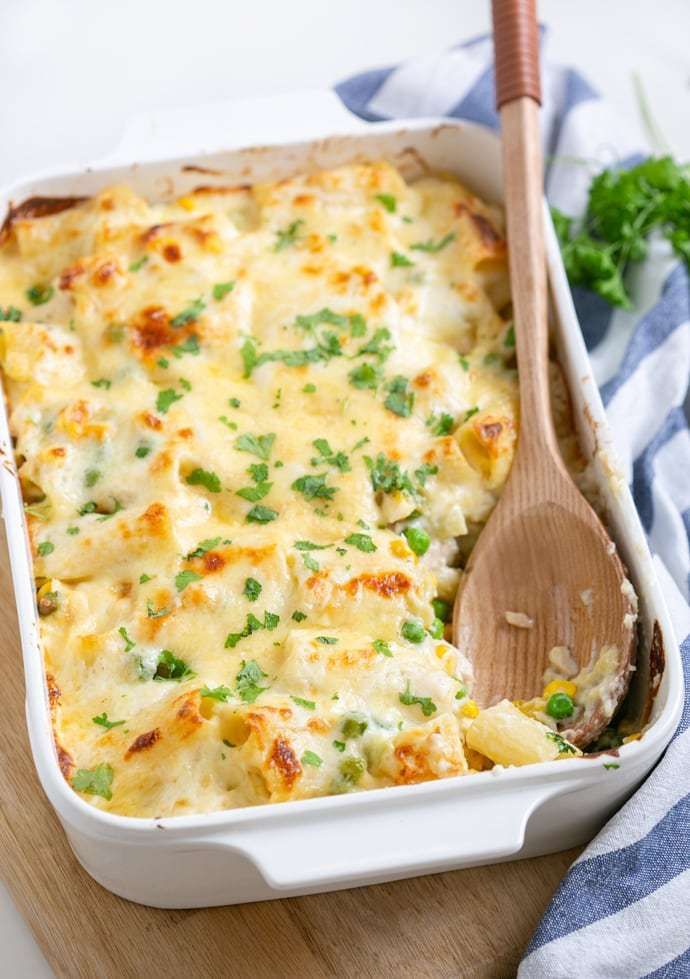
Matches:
[337,31,690,979]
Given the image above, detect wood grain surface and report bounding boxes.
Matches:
[0,521,580,979]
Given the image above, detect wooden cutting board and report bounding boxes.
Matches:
[0,521,579,979]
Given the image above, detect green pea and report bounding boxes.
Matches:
[432,597,452,623]
[341,714,368,739]
[403,526,431,556]
[546,692,575,720]
[428,618,445,639]
[339,756,366,783]
[401,618,425,644]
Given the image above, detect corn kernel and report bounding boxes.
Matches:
[390,539,412,559]
[461,700,479,718]
[176,196,196,211]
[435,644,446,659]
[622,732,641,744]
[543,679,577,699]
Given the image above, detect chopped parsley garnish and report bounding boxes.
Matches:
[235,659,268,703]
[139,573,152,584]
[200,685,232,702]
[364,453,414,496]
[26,283,54,306]
[228,397,241,408]
[240,335,342,377]
[311,438,350,472]
[154,649,195,681]
[458,355,470,371]
[171,334,200,358]
[186,536,221,559]
[244,577,262,602]
[179,377,192,391]
[399,681,437,716]
[91,378,112,390]
[349,313,367,337]
[344,532,376,553]
[213,281,235,301]
[414,462,438,487]
[356,327,394,363]
[384,375,414,417]
[291,695,316,710]
[135,443,152,458]
[375,193,397,213]
[426,412,454,436]
[264,611,280,630]
[292,473,338,501]
[546,731,577,754]
[92,712,126,730]
[316,636,338,645]
[504,324,515,348]
[170,297,206,328]
[146,601,170,619]
[175,570,201,592]
[225,611,278,649]
[245,504,278,524]
[66,526,79,535]
[185,468,221,493]
[118,626,136,652]
[348,363,381,390]
[483,352,500,366]
[85,468,101,488]
[72,763,113,800]
[37,540,54,557]
[390,251,414,268]
[236,481,272,502]
[292,610,307,622]
[410,232,456,253]
[274,219,304,251]
[0,305,21,322]
[156,388,183,413]
[464,406,480,423]
[303,383,317,393]
[129,255,149,272]
[301,750,322,767]
[235,432,275,461]
[333,740,346,752]
[373,639,393,657]
[219,415,237,430]
[603,762,621,770]
[78,501,97,516]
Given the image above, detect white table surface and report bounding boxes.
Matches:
[2,0,689,973]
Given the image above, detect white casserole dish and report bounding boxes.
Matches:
[0,91,683,908]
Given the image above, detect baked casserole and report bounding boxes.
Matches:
[0,161,598,817]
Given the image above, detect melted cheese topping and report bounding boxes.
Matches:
[0,161,579,818]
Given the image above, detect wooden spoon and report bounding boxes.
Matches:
[452,0,636,747]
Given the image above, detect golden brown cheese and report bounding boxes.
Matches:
[0,161,579,818]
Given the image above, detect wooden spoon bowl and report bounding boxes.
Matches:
[453,0,637,748]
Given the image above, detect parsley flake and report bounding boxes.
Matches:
[344,532,376,553]
[291,695,316,710]
[72,763,113,800]
[92,712,125,730]
[170,297,206,328]
[156,388,183,413]
[213,281,235,301]
[410,232,456,253]
[185,468,221,493]
[175,570,201,592]
[399,681,437,716]
[244,577,262,602]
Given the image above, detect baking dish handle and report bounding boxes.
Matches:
[210,782,552,892]
[98,89,368,168]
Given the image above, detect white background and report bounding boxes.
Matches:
[1,0,689,973]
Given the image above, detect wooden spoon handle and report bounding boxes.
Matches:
[492,0,541,107]
[492,1,558,464]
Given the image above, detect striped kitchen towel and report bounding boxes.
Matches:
[336,31,690,979]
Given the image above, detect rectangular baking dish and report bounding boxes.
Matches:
[0,91,683,908]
